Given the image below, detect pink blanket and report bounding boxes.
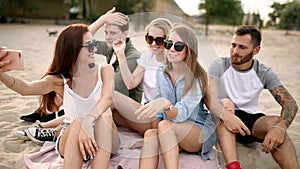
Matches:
[24,128,220,169]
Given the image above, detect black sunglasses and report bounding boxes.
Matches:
[145,34,166,46]
[81,39,97,52]
[164,40,186,52]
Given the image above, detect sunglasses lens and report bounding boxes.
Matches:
[155,37,165,46]
[164,40,173,49]
[174,42,185,52]
[145,35,154,45]
[88,43,94,52]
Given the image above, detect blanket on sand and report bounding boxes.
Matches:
[24,127,220,169]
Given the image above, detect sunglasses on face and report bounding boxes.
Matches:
[145,34,166,46]
[81,39,97,52]
[164,40,186,52]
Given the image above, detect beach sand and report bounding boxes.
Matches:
[0,23,299,169]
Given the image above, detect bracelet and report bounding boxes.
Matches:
[87,114,97,121]
[272,125,286,133]
[8,76,16,88]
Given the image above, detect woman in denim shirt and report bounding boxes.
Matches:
[136,24,217,169]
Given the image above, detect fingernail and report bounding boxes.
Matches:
[84,156,87,160]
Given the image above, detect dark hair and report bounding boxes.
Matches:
[38,23,89,114]
[235,25,261,47]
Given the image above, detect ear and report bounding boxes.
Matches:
[253,45,260,55]
[123,30,128,38]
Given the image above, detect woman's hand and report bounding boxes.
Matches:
[112,39,126,61]
[0,50,10,73]
[78,117,98,161]
[135,98,168,119]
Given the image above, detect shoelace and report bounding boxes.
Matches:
[36,128,56,141]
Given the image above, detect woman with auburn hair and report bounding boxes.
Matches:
[0,23,119,169]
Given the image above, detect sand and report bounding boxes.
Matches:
[0,22,299,169]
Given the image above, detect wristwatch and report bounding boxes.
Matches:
[165,104,173,111]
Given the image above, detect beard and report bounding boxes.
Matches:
[231,50,254,65]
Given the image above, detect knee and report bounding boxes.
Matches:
[144,129,158,138]
[221,98,235,113]
[100,112,112,121]
[157,120,173,134]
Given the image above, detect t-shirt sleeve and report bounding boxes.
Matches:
[137,50,151,68]
[257,62,282,90]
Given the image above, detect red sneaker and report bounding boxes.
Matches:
[225,161,242,169]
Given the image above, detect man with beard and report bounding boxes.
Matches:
[208,25,299,169]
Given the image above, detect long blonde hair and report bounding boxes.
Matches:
[164,24,208,96]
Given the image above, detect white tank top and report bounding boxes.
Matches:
[62,66,112,124]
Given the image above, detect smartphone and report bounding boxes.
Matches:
[0,49,24,71]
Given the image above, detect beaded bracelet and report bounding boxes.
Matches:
[272,125,286,133]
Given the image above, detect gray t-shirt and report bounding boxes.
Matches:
[208,57,282,114]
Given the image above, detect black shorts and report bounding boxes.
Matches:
[235,110,265,144]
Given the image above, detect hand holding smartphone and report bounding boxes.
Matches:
[0,49,24,71]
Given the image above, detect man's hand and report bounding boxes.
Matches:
[221,110,251,136]
[262,126,285,153]
[102,7,128,26]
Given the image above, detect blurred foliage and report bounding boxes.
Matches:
[113,0,154,15]
[268,1,300,31]
[199,0,243,35]
[279,1,300,31]
[0,0,9,11]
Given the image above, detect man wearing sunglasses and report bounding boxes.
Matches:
[89,7,143,103]
[208,25,299,169]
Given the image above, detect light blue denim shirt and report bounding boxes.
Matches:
[155,67,217,160]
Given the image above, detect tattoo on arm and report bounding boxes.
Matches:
[270,85,298,127]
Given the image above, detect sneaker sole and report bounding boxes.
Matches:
[25,129,45,145]
[15,130,30,141]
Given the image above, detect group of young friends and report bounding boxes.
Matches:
[0,7,299,169]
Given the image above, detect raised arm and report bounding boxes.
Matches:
[269,85,298,129]
[0,72,62,96]
[89,7,128,36]
[112,39,145,89]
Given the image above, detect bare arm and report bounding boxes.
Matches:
[89,7,128,36]
[0,72,63,96]
[113,39,145,89]
[88,64,114,119]
[205,78,251,135]
[270,85,298,129]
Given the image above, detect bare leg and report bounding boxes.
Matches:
[216,99,239,164]
[139,129,159,169]
[59,119,83,169]
[253,116,300,169]
[158,120,203,169]
[112,91,152,135]
[92,112,119,169]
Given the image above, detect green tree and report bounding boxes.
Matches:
[114,0,154,15]
[279,1,300,33]
[268,2,286,28]
[199,0,243,35]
